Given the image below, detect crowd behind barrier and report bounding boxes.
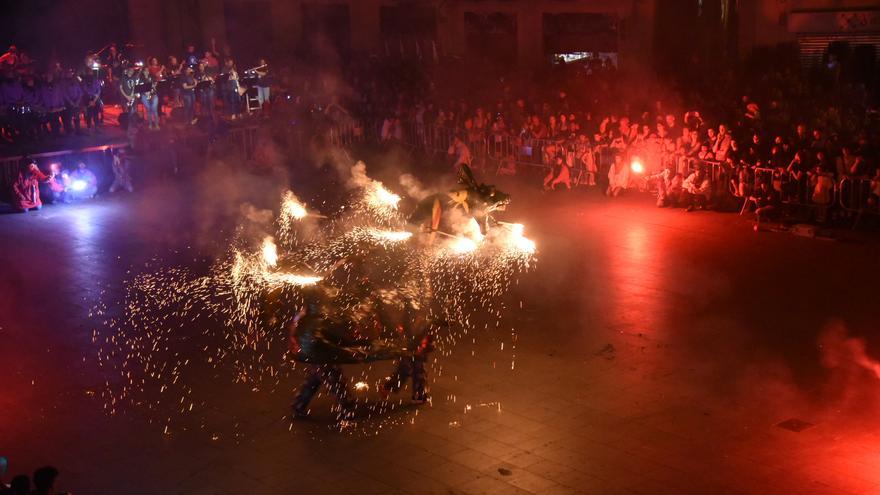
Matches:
[326,114,880,224]
[4,37,880,224]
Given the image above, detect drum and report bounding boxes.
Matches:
[240,76,259,87]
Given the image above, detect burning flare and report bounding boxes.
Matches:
[281,191,308,221]
[261,237,278,267]
[366,182,401,211]
[507,223,536,254]
[368,229,413,242]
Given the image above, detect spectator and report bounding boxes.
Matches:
[2,475,30,495]
[682,168,711,211]
[543,155,571,191]
[809,163,834,222]
[606,154,630,197]
[30,466,58,495]
[110,148,134,193]
[447,134,472,170]
[0,457,6,490]
[748,180,781,225]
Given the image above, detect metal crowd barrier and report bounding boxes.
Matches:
[838,177,877,214]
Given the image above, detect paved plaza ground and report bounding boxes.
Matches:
[2,174,880,494]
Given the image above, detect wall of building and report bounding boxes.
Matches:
[147,0,654,71]
[738,0,880,55]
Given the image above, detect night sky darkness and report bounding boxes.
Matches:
[0,0,130,67]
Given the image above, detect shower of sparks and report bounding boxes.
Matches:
[361,181,401,223]
[91,162,535,438]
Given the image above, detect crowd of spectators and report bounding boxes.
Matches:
[0,457,67,495]
[323,51,880,223]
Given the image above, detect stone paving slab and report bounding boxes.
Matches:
[2,184,880,494]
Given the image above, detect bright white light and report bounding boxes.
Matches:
[630,159,644,174]
[281,191,308,220]
[369,229,412,242]
[72,180,87,191]
[261,237,278,267]
[264,272,322,286]
[451,237,478,254]
[504,223,536,254]
[465,218,484,243]
[354,381,369,391]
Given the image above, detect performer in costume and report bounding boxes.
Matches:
[11,159,49,212]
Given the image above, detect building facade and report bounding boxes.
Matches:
[126,0,878,72]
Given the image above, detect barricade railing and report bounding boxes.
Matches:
[838,177,877,213]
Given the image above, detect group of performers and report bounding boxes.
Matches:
[0,42,271,142]
[0,55,105,142]
[9,157,102,212]
[287,263,439,420]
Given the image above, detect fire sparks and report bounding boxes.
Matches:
[367,183,401,209]
[361,181,402,223]
[90,160,535,438]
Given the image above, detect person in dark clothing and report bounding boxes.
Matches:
[381,331,435,403]
[3,475,30,495]
[30,466,58,495]
[39,73,65,135]
[60,69,83,134]
[180,67,197,125]
[748,180,781,225]
[81,73,103,130]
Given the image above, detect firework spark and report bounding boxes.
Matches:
[91,161,535,438]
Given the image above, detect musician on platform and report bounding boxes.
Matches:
[180,67,197,125]
[254,57,270,111]
[82,71,103,130]
[183,44,200,69]
[39,72,65,136]
[60,68,84,134]
[119,65,136,111]
[221,58,241,120]
[166,55,183,107]
[140,63,160,130]
[195,61,215,124]
[102,43,124,81]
